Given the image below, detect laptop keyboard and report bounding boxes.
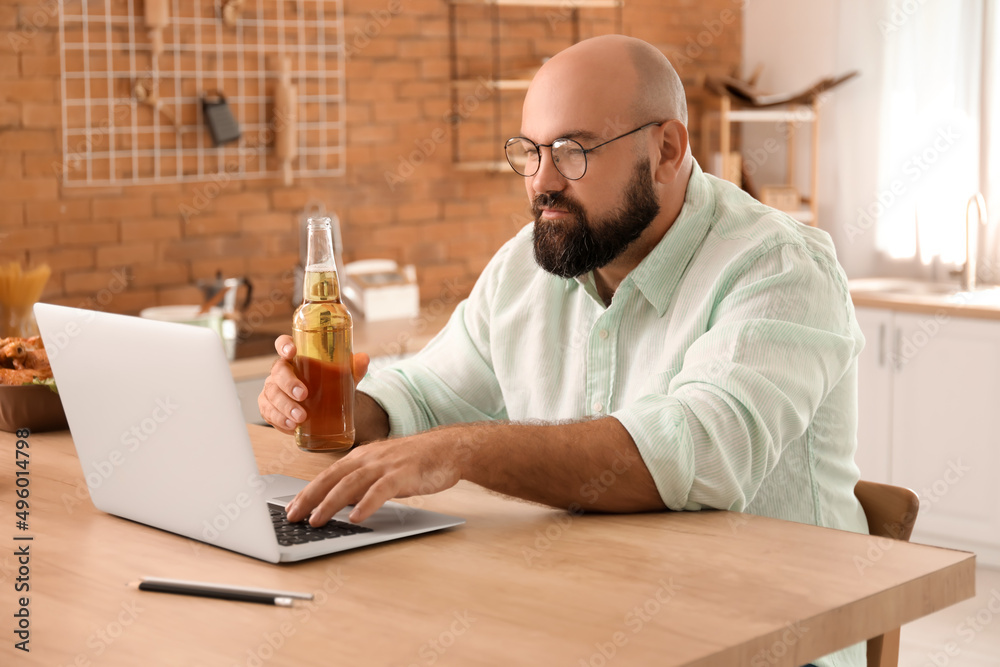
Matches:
[268,504,373,547]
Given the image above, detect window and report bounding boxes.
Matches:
[875,1,997,275]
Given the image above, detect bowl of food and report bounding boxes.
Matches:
[0,336,67,433]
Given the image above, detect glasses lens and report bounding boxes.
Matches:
[505,138,539,176]
[551,138,586,180]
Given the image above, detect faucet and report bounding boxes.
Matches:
[960,192,986,292]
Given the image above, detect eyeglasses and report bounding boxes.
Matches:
[504,122,664,180]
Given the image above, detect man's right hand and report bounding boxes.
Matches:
[258,335,370,435]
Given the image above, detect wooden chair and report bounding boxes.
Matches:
[854,480,921,667]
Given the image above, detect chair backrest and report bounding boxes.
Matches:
[854,480,921,667]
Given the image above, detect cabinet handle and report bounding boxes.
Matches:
[878,323,885,367]
[893,327,902,371]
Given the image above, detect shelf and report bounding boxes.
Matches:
[449,0,621,7]
[702,95,820,227]
[786,208,815,224]
[454,160,512,172]
[726,107,816,123]
[702,107,817,123]
[451,78,533,91]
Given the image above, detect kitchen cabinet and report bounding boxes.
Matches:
[854,307,893,484]
[855,306,1000,566]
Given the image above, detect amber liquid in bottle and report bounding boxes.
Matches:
[293,220,355,451]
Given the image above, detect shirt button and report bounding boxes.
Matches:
[598,329,609,340]
[592,401,604,413]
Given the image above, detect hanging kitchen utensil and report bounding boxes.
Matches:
[133,79,179,131]
[202,92,241,146]
[274,57,298,185]
[220,0,245,28]
[145,0,170,57]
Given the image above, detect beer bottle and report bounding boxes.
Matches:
[292,216,355,451]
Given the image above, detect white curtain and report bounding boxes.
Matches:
[873,0,997,279]
[829,0,893,276]
[982,1,1000,277]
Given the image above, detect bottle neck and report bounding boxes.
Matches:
[302,269,342,303]
[303,219,341,303]
[304,222,335,268]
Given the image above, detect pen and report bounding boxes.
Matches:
[135,576,314,607]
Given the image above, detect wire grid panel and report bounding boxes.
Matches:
[58,0,345,187]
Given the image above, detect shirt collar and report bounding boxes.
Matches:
[624,159,716,317]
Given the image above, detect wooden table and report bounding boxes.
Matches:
[0,426,975,666]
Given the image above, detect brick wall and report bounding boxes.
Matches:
[0,0,741,323]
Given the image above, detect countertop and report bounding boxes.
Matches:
[228,304,457,381]
[849,278,1000,322]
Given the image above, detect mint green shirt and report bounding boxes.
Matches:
[360,162,867,667]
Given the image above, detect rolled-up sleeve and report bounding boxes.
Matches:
[357,245,512,437]
[611,242,862,512]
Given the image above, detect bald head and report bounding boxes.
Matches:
[622,37,688,126]
[526,35,688,133]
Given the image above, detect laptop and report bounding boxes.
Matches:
[34,303,464,563]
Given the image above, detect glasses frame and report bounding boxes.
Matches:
[504,121,665,180]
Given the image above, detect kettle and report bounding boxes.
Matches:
[196,271,254,318]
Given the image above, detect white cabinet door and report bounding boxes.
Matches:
[854,307,894,484]
[890,312,1000,551]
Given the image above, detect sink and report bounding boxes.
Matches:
[948,286,1000,306]
[849,278,1000,308]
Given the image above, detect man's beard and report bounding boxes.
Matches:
[531,159,661,279]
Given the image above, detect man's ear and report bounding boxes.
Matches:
[653,120,688,184]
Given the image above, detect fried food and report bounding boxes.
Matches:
[0,367,45,385]
[0,336,52,385]
[0,339,26,363]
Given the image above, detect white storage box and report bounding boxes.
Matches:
[342,260,420,322]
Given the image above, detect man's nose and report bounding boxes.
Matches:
[530,147,567,195]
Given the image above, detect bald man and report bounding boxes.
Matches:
[260,37,867,665]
